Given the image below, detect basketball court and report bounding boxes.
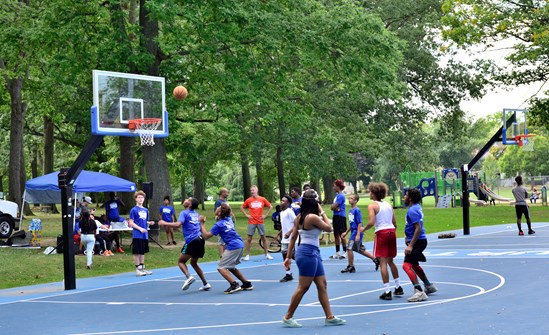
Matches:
[1,223,548,335]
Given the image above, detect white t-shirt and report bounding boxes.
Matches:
[280,208,297,244]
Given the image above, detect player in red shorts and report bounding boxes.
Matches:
[362,182,403,300]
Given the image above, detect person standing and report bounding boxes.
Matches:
[128,190,155,276]
[402,188,438,302]
[200,203,254,294]
[330,179,347,259]
[158,198,210,291]
[282,189,346,328]
[159,196,176,245]
[79,209,97,269]
[512,176,535,236]
[363,182,403,300]
[240,185,274,260]
[290,187,302,215]
[214,188,235,257]
[279,195,297,282]
[340,194,379,273]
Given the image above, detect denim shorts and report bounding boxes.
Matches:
[295,243,324,277]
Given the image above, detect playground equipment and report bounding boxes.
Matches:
[478,184,513,202]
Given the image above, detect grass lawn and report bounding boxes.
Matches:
[1,192,547,290]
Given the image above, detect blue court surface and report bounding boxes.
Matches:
[1,223,548,335]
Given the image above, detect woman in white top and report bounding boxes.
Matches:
[363,182,403,300]
[282,190,346,328]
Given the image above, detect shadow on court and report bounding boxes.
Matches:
[1,223,548,335]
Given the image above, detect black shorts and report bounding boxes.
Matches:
[332,216,347,236]
[515,205,530,220]
[132,238,149,255]
[403,238,427,264]
[181,236,205,258]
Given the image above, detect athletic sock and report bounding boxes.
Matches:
[414,285,423,291]
[394,277,401,288]
[383,282,391,293]
[335,245,340,253]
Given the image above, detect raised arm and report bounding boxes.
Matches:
[199,216,213,240]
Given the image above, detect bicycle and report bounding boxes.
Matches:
[259,233,282,253]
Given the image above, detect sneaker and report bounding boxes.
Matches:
[338,253,347,259]
[424,283,438,294]
[117,247,125,253]
[518,231,524,236]
[142,268,153,275]
[242,254,250,261]
[181,276,196,291]
[86,265,91,270]
[172,241,176,245]
[325,316,346,326]
[280,274,293,282]
[241,281,254,291]
[379,291,392,300]
[329,253,340,259]
[373,258,380,271]
[136,268,147,276]
[394,286,404,296]
[282,317,302,328]
[167,242,172,246]
[265,254,274,260]
[407,288,428,302]
[199,283,212,291]
[224,282,242,294]
[528,230,536,235]
[341,265,356,273]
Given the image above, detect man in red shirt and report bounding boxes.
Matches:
[240,185,274,260]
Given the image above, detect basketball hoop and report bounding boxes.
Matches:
[514,134,536,151]
[128,118,161,146]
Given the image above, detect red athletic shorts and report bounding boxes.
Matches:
[373,228,397,258]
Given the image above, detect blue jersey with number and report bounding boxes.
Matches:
[159,205,175,222]
[178,209,201,243]
[348,206,364,241]
[210,217,244,250]
[130,206,149,239]
[405,204,427,242]
[332,192,346,217]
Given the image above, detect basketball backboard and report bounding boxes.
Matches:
[502,108,527,146]
[91,70,168,137]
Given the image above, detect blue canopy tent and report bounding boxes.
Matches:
[23,170,136,204]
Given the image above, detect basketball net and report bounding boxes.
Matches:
[128,118,161,146]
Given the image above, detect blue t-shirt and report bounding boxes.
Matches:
[178,209,201,243]
[348,206,364,241]
[105,199,122,221]
[130,206,149,239]
[210,217,244,250]
[332,193,346,217]
[214,198,227,212]
[405,203,427,242]
[159,205,175,222]
[290,197,301,215]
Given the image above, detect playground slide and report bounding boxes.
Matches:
[469,198,487,206]
[479,185,513,202]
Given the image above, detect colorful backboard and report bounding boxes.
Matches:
[91,70,168,137]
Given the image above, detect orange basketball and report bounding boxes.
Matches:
[173,86,188,100]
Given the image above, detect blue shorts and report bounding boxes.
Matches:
[295,244,324,277]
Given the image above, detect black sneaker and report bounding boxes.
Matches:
[280,274,293,282]
[241,281,254,291]
[379,291,392,300]
[341,265,356,273]
[394,286,404,296]
[224,282,242,294]
[373,258,380,271]
[528,230,536,235]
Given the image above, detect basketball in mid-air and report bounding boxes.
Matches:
[173,86,188,100]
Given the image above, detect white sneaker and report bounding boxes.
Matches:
[242,254,250,261]
[136,268,147,276]
[407,288,428,302]
[424,283,438,294]
[142,268,153,275]
[265,254,273,260]
[199,283,212,291]
[181,276,196,291]
[338,253,347,259]
[329,253,340,259]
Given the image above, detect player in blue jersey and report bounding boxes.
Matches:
[159,196,176,245]
[330,179,347,259]
[128,190,155,276]
[200,203,254,294]
[341,194,379,273]
[403,188,437,302]
[159,198,210,292]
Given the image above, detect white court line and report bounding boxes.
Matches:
[68,264,505,335]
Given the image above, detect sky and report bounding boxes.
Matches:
[453,39,547,121]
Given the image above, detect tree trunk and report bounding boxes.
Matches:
[119,137,135,215]
[322,176,334,205]
[276,145,285,198]
[180,181,186,204]
[241,153,251,199]
[255,159,264,196]
[192,165,206,210]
